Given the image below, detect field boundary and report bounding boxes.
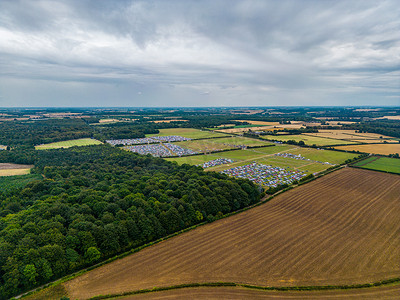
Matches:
[87,278,400,300]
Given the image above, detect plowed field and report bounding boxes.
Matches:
[63,168,400,299]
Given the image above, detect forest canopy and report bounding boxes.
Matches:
[0,145,260,298]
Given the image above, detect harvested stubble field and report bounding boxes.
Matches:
[305,130,397,142]
[261,134,356,146]
[376,115,400,120]
[335,143,400,156]
[60,168,400,300]
[0,163,33,176]
[116,285,400,299]
[234,120,281,126]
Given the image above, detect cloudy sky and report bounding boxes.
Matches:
[0,0,399,107]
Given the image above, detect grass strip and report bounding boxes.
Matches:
[86,277,400,299]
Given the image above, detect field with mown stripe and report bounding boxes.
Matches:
[354,156,400,174]
[35,138,102,149]
[146,128,227,139]
[166,145,357,174]
[170,136,272,153]
[57,168,400,300]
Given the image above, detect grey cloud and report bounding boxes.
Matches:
[0,0,399,107]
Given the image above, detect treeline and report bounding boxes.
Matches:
[342,120,400,139]
[0,145,260,298]
[0,119,93,146]
[93,122,160,140]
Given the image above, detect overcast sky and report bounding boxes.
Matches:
[0,0,399,107]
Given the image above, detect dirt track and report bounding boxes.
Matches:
[64,168,400,299]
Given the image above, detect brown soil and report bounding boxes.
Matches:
[63,168,400,299]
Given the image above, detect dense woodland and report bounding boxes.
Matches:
[0,119,93,146]
[342,120,400,139]
[0,145,260,298]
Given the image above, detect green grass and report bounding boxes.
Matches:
[0,174,42,194]
[261,134,357,146]
[35,138,103,150]
[166,154,222,166]
[172,140,233,152]
[166,144,356,175]
[146,128,227,139]
[354,157,400,174]
[285,148,358,165]
[247,144,295,154]
[166,144,325,174]
[210,136,272,147]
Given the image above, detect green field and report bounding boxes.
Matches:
[210,136,272,147]
[173,136,272,152]
[35,138,103,150]
[261,134,357,146]
[0,174,42,194]
[353,156,400,174]
[173,140,233,152]
[147,128,227,139]
[166,144,356,174]
[165,146,288,166]
[285,148,358,164]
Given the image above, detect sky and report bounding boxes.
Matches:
[0,0,399,107]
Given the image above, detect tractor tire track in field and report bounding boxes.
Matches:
[64,168,400,299]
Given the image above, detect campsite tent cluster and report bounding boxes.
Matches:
[199,158,234,168]
[221,162,307,187]
[164,143,197,156]
[106,135,191,146]
[275,152,334,165]
[126,143,197,157]
[223,143,248,149]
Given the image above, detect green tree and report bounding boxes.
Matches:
[85,247,101,264]
[23,264,38,286]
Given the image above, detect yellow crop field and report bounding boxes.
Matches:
[335,143,400,155]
